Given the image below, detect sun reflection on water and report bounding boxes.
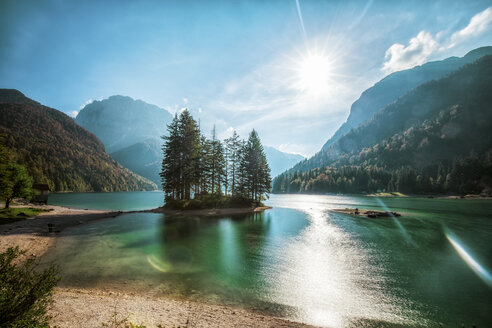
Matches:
[263,195,419,327]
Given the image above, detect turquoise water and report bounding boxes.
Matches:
[48,191,164,211]
[44,193,492,327]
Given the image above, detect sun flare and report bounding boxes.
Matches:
[296,52,333,96]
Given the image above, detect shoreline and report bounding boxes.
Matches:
[143,205,272,216]
[271,192,492,199]
[50,287,314,328]
[0,204,310,328]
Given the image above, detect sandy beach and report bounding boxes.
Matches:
[0,204,313,328]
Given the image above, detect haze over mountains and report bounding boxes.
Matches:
[274,50,492,195]
[0,90,156,192]
[264,146,304,177]
[76,96,304,186]
[75,95,173,153]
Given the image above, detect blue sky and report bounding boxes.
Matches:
[1,0,491,156]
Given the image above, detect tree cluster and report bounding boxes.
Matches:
[160,110,271,206]
[273,149,492,195]
[0,135,34,208]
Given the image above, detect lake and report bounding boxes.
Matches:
[46,193,492,327]
[48,191,164,211]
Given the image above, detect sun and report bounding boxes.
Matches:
[296,52,333,96]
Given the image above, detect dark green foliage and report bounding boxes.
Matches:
[0,163,34,208]
[275,55,492,195]
[0,247,60,328]
[238,130,271,202]
[207,127,226,194]
[0,135,34,208]
[273,150,492,195]
[0,90,156,192]
[160,110,201,200]
[161,111,271,206]
[224,131,242,194]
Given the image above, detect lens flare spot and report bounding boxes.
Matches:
[445,232,492,288]
[147,254,171,273]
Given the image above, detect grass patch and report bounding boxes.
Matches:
[0,207,52,225]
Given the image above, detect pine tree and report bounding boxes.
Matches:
[160,114,181,200]
[199,134,212,194]
[209,126,226,194]
[161,110,201,200]
[178,110,201,200]
[239,130,271,202]
[225,131,241,196]
[1,163,34,209]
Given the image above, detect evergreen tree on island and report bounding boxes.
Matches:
[238,130,271,202]
[160,110,271,209]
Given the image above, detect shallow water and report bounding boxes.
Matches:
[48,191,164,211]
[45,193,492,327]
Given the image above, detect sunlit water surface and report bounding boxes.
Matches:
[45,193,492,327]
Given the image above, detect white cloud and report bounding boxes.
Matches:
[382,7,492,74]
[182,97,188,104]
[448,7,492,48]
[382,31,439,74]
[79,98,94,109]
[68,110,79,118]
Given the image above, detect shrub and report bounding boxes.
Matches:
[0,247,60,328]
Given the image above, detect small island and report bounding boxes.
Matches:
[332,208,402,218]
[159,110,272,213]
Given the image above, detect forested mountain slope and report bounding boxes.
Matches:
[321,46,492,151]
[0,89,157,191]
[273,55,492,195]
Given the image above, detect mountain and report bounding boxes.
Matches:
[76,95,302,186]
[0,89,157,192]
[75,95,173,153]
[273,55,492,195]
[263,146,304,177]
[110,138,162,187]
[322,46,492,151]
